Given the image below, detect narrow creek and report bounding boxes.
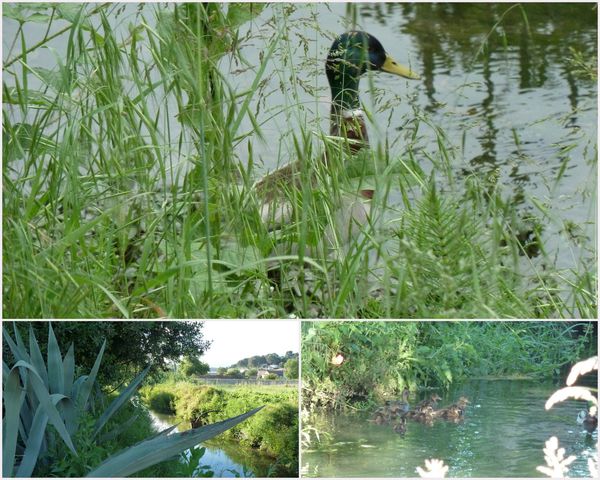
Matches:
[148,410,277,478]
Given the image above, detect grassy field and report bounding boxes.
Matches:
[3,3,596,318]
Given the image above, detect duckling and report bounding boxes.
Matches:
[438,396,470,420]
[392,416,407,436]
[415,393,442,412]
[577,406,597,433]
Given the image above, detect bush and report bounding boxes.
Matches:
[149,391,176,414]
[140,381,298,474]
[243,403,298,463]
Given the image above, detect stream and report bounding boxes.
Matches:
[148,410,277,478]
[302,379,597,477]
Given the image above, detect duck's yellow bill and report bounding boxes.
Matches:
[382,54,420,80]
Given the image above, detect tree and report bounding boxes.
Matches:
[265,353,281,365]
[226,368,242,378]
[217,367,227,375]
[180,355,210,376]
[245,367,258,378]
[7,321,211,385]
[284,358,299,379]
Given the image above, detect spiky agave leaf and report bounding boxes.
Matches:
[87,406,264,477]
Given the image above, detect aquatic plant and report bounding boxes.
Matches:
[2,323,261,477]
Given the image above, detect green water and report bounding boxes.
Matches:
[149,410,283,478]
[302,380,597,477]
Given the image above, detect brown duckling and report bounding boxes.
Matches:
[416,393,442,412]
[412,405,436,424]
[392,416,407,436]
[438,396,470,420]
[370,406,391,425]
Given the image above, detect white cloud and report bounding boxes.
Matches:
[200,320,299,368]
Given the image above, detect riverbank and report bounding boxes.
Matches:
[140,381,299,477]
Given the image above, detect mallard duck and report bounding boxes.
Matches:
[387,387,411,416]
[255,31,419,229]
[577,406,597,433]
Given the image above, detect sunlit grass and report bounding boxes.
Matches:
[2,3,597,318]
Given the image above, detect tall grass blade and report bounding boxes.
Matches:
[87,406,264,477]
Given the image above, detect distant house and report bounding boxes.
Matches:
[257,368,284,379]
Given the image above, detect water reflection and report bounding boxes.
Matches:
[148,410,274,478]
[302,380,597,477]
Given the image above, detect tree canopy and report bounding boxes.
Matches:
[6,321,211,385]
[234,351,297,368]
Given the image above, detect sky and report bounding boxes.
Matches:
[199,320,300,368]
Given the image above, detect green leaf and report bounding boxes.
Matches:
[47,323,64,394]
[2,326,30,364]
[76,340,106,410]
[28,324,49,389]
[15,404,49,478]
[12,323,28,357]
[92,365,151,439]
[11,361,77,455]
[62,344,75,398]
[2,367,26,477]
[97,414,140,444]
[15,394,70,478]
[87,406,264,477]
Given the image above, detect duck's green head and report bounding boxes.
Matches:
[326,31,419,111]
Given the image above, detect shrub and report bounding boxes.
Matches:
[149,391,176,414]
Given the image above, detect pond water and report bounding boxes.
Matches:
[148,410,278,478]
[226,2,597,273]
[302,380,597,477]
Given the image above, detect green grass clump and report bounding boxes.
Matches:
[2,3,596,318]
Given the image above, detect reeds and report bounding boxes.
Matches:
[3,3,596,318]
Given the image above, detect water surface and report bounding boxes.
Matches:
[149,410,278,478]
[302,380,597,477]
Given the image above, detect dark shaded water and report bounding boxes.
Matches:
[302,380,597,477]
[149,410,277,478]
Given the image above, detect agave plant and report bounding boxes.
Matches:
[2,323,262,477]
